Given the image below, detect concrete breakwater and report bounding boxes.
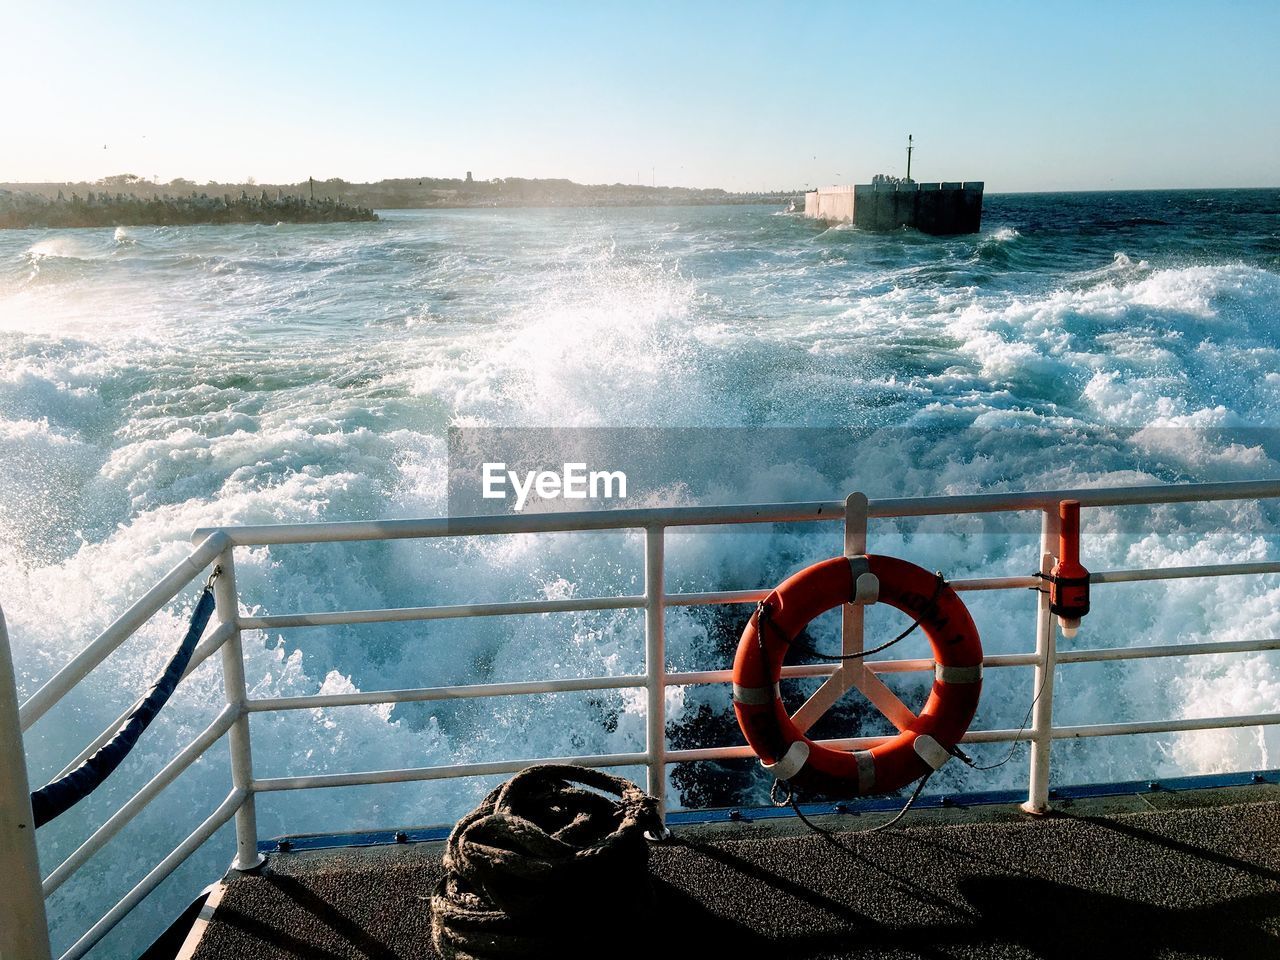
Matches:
[804,181,984,235]
[0,190,378,229]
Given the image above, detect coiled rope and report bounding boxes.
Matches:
[430,764,662,959]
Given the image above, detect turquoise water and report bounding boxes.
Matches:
[2,191,1280,955]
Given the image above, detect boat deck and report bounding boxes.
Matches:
[181,781,1280,959]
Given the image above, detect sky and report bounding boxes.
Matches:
[3,0,1278,192]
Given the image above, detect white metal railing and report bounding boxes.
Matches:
[4,478,1280,960]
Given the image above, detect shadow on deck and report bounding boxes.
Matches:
[182,785,1280,959]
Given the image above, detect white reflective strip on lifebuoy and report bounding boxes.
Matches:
[935,663,983,684]
[761,740,810,781]
[912,733,952,771]
[732,682,780,706]
[855,750,876,792]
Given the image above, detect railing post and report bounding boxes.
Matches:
[843,492,868,654]
[0,605,54,960]
[643,525,668,825]
[213,548,265,871]
[1022,507,1061,815]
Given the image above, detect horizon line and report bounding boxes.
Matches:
[3,175,1280,196]
[0,175,780,196]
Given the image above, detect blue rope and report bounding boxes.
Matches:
[31,583,218,829]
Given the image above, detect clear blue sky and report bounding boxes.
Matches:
[5,0,1278,191]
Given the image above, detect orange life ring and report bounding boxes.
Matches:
[732,555,983,798]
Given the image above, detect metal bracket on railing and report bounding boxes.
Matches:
[847,493,879,607]
[850,559,880,606]
[842,491,869,657]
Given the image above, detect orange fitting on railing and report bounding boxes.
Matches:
[1050,500,1090,637]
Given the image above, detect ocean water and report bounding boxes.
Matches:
[3,189,1280,956]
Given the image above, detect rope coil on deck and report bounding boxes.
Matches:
[430,764,661,959]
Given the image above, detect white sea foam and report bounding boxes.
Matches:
[27,237,86,260]
[1,207,1279,956]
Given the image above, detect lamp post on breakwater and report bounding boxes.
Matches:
[906,134,914,183]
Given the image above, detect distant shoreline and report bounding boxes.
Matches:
[6,180,1270,230]
[2,174,802,220]
[0,188,377,230]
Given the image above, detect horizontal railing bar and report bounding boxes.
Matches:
[20,533,228,732]
[59,787,245,960]
[52,621,235,781]
[233,554,1275,635]
[667,589,767,607]
[250,652,1040,717]
[668,577,1040,609]
[196,504,841,545]
[241,638,1280,717]
[239,595,647,630]
[257,732,1040,791]
[667,653,1039,688]
[667,565,1277,610]
[669,664,837,687]
[42,705,239,896]
[951,576,1041,591]
[224,718,1280,827]
[666,711,1280,764]
[1092,560,1280,584]
[230,574,1049,636]
[194,480,1280,545]
[869,479,1280,518]
[247,674,648,712]
[1058,636,1280,664]
[252,752,649,792]
[669,636,1279,687]
[1052,712,1280,739]
[221,558,1280,638]
[665,744,790,763]
[866,653,1040,674]
[665,726,1032,764]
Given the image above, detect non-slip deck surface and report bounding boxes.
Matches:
[188,796,1280,959]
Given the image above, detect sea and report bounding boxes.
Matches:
[2,189,1279,956]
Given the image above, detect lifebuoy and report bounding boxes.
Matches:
[732,555,983,798]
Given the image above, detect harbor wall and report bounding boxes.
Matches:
[804,181,984,235]
[803,185,854,222]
